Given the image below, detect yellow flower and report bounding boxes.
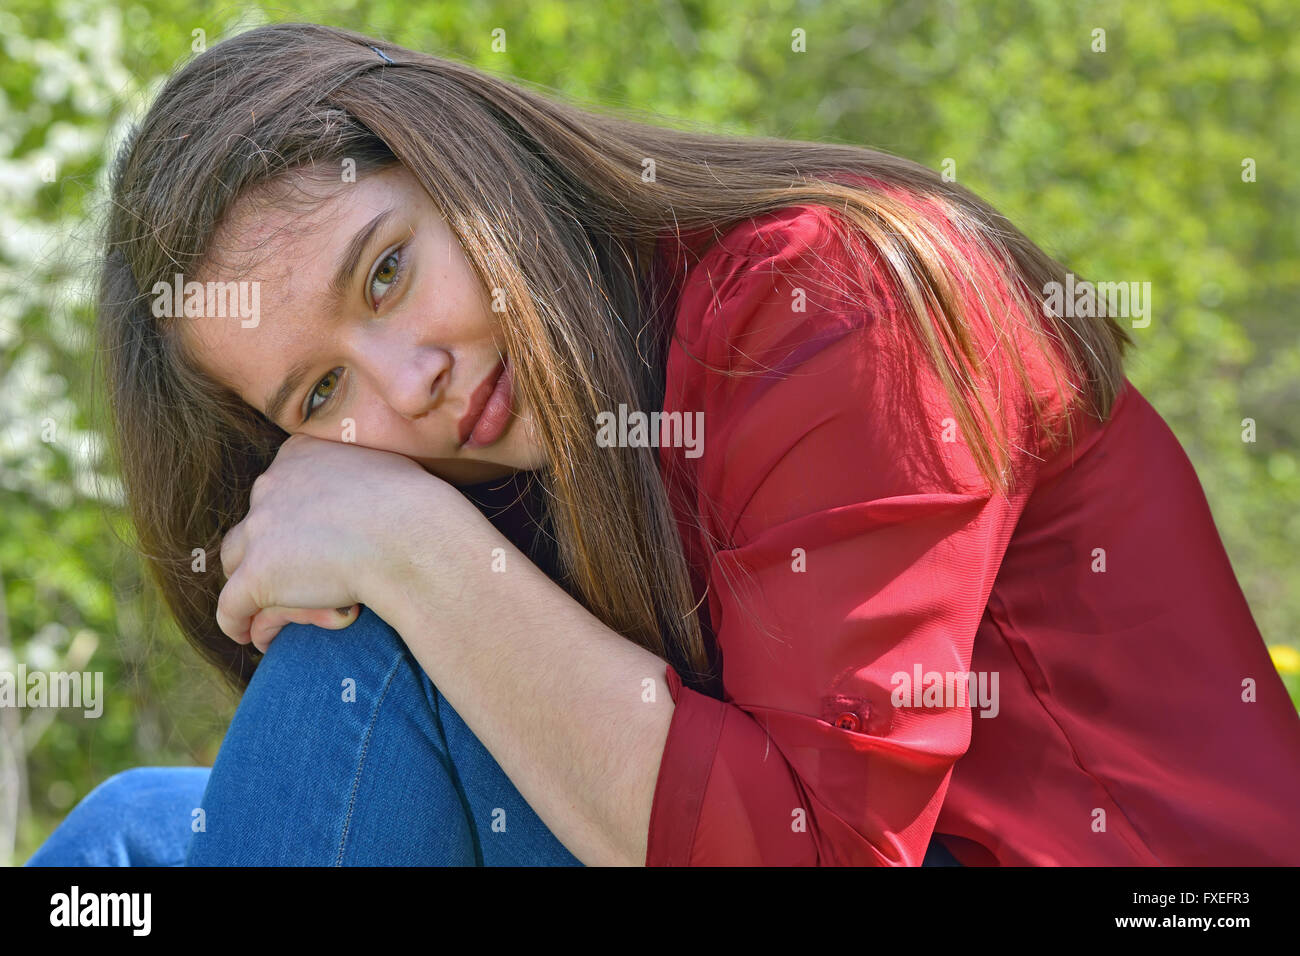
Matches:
[1268,645,1300,675]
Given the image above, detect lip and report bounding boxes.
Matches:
[457,356,509,447]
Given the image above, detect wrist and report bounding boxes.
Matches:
[363,475,497,628]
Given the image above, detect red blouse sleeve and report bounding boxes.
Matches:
[646,201,1052,865]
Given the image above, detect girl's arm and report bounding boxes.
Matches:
[213,433,668,866]
[367,502,674,868]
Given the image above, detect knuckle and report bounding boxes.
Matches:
[214,594,232,638]
[218,532,236,575]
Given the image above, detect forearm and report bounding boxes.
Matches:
[369,509,674,867]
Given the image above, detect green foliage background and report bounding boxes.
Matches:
[1,0,1296,864]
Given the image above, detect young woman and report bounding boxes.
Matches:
[27,22,1300,867]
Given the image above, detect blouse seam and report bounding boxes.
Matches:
[983,588,1161,861]
[649,682,726,866]
[682,692,726,865]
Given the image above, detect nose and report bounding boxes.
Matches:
[362,341,453,420]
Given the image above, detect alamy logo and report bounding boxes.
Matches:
[0,667,103,718]
[50,886,151,936]
[151,273,260,328]
[595,404,704,459]
[1042,272,1151,328]
[891,664,1000,718]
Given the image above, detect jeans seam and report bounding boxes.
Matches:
[334,650,405,866]
[426,674,485,866]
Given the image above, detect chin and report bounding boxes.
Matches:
[418,456,524,488]
[415,422,546,488]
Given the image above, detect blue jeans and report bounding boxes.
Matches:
[25,606,962,866]
[26,606,581,866]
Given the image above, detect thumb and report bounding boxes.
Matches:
[249,603,360,653]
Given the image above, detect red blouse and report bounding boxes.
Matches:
[644,186,1300,866]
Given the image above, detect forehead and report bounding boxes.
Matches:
[202,165,408,287]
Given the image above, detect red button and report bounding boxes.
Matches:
[833,712,861,731]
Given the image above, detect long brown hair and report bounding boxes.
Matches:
[94,22,1131,696]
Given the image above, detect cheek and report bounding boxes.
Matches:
[302,404,399,450]
[414,255,483,322]
[504,415,549,471]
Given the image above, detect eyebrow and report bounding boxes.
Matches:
[262,207,396,427]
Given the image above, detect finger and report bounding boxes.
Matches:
[219,524,246,580]
[250,605,359,654]
[249,604,360,653]
[215,569,359,648]
[216,572,260,645]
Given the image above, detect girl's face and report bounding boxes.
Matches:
[179,163,548,487]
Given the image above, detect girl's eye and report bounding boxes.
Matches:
[304,368,343,421]
[369,247,405,306]
[301,244,406,423]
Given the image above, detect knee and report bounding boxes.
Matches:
[255,605,412,688]
[235,604,434,732]
[77,767,210,824]
[25,766,209,867]
[83,767,190,811]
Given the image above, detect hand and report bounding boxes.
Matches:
[216,433,448,652]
